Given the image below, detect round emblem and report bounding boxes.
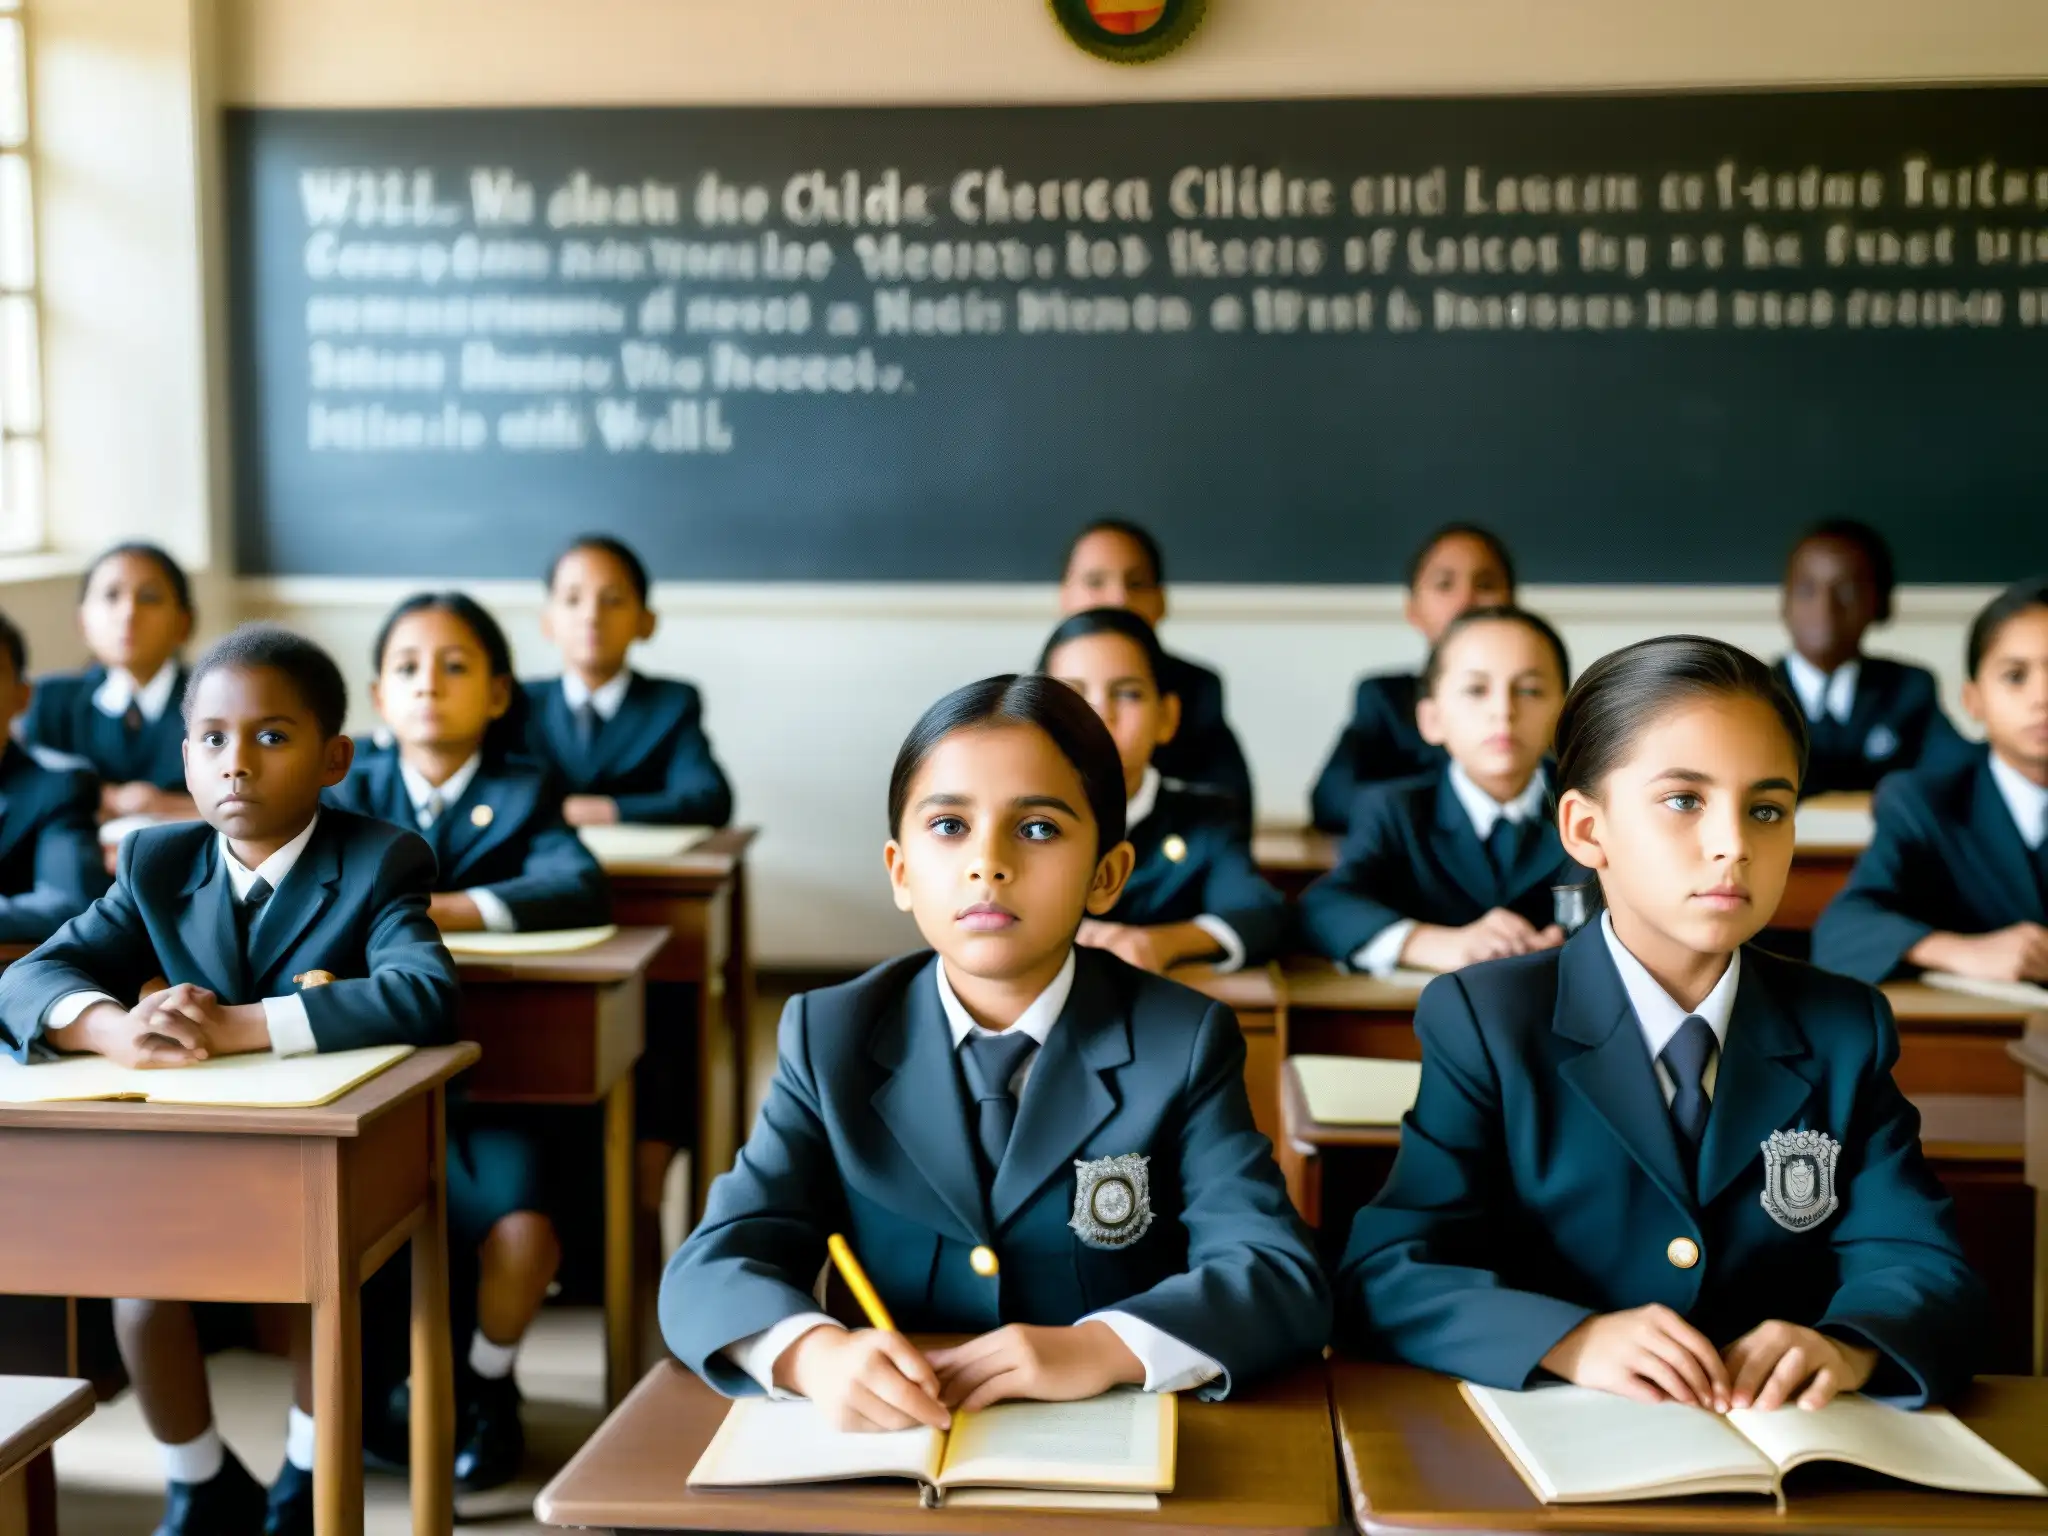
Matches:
[1161,834,1188,864]
[969,1245,1000,1278]
[1666,1237,1700,1270]
[470,803,495,828]
[1091,1177,1136,1227]
[1047,0,1208,63]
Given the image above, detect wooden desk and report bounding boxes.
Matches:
[1174,963,1285,1146]
[1251,825,1339,901]
[0,1376,90,1536]
[1884,982,2038,1097]
[1333,1359,2048,1532]
[535,1357,1341,1535]
[2009,1032,2048,1373]
[1279,963,1426,1060]
[593,827,758,1218]
[1274,1057,1400,1259]
[0,1045,475,1536]
[455,927,666,1406]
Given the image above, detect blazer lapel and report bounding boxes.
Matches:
[175,840,247,998]
[598,676,686,777]
[991,956,1129,1229]
[1553,928,1695,1213]
[868,959,990,1243]
[438,768,539,884]
[247,822,341,983]
[1696,958,1818,1207]
[1430,774,1500,910]
[1966,761,2047,922]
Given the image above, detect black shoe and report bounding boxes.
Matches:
[153,1450,267,1536]
[362,1381,411,1473]
[263,1461,314,1536]
[453,1372,525,1492]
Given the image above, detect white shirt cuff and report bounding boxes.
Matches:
[1191,915,1246,975]
[724,1313,844,1398]
[263,994,318,1058]
[466,888,517,933]
[1083,1311,1223,1395]
[1352,919,1417,977]
[44,990,118,1031]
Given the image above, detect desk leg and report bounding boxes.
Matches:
[605,1074,637,1406]
[310,1146,364,1536]
[725,860,755,1162]
[411,1092,455,1536]
[0,1450,56,1536]
[2037,1188,2048,1378]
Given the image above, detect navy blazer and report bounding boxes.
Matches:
[1310,672,1447,832]
[0,744,107,943]
[522,675,733,827]
[663,948,1329,1399]
[1154,652,1253,820]
[1812,753,2043,984]
[21,665,190,791]
[0,809,459,1062]
[1339,929,1982,1406]
[324,750,610,933]
[1298,768,1581,963]
[1108,781,1287,967]
[1771,656,1972,798]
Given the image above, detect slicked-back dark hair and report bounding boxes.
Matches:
[1405,522,1517,595]
[80,541,193,615]
[372,591,526,761]
[186,623,348,738]
[888,674,1128,854]
[1421,605,1570,696]
[1062,519,1165,586]
[1966,575,2048,678]
[547,534,651,606]
[1037,607,1171,694]
[1792,518,1898,624]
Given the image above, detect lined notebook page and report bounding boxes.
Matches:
[1294,1055,1422,1126]
[1464,1384,1770,1500]
[937,1389,1170,1489]
[1920,972,2048,1010]
[686,1398,942,1488]
[0,1045,412,1108]
[576,825,711,863]
[1730,1398,2047,1496]
[440,925,619,956]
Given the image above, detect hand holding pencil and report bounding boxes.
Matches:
[770,1233,949,1434]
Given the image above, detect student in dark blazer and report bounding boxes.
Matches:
[21,542,200,824]
[1301,607,1578,974]
[664,675,1327,1423]
[1342,637,1982,1413]
[1058,519,1253,820]
[328,591,609,1493]
[1813,577,2048,986]
[1309,524,1516,831]
[0,625,458,1536]
[1773,520,1970,796]
[0,613,108,941]
[1040,609,1286,972]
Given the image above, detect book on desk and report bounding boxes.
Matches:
[0,1043,413,1107]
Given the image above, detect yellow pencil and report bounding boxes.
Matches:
[826,1232,896,1333]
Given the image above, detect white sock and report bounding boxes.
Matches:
[469,1330,519,1381]
[284,1406,316,1472]
[159,1424,225,1487]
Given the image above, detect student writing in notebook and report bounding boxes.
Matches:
[0,625,458,1536]
[1058,519,1253,820]
[21,542,200,825]
[1772,520,1968,797]
[1309,524,1515,831]
[662,675,1328,1428]
[1341,636,1982,1413]
[1813,576,2048,985]
[1299,606,1578,974]
[0,611,108,941]
[326,591,609,1492]
[1040,608,1285,975]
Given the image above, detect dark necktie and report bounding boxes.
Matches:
[235,876,274,955]
[574,701,601,754]
[1660,1014,1717,1172]
[959,1031,1038,1184]
[122,702,144,734]
[1486,817,1524,880]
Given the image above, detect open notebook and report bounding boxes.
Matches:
[1293,1055,1422,1126]
[1464,1382,2046,1508]
[1921,971,2048,1010]
[576,825,711,864]
[0,1044,412,1108]
[441,925,619,957]
[688,1387,1176,1510]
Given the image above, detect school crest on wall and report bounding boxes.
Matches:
[1048,0,1209,64]
[1759,1128,1840,1232]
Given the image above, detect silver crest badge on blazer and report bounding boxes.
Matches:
[1864,723,1899,761]
[1760,1128,1840,1232]
[1070,1153,1154,1249]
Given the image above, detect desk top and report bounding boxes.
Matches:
[0,1041,479,1138]
[0,1375,91,1483]
[1333,1360,2048,1532]
[1883,982,2041,1024]
[452,924,670,984]
[1251,826,1341,874]
[2010,1036,2048,1082]
[1171,962,1281,1013]
[536,1359,1341,1535]
[1281,962,1430,1012]
[597,824,758,881]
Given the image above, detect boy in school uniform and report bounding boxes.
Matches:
[1813,576,2048,985]
[0,625,459,1535]
[1300,607,1579,974]
[0,613,109,941]
[1773,520,1969,797]
[1058,519,1254,821]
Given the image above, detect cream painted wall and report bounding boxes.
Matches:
[9,0,2039,962]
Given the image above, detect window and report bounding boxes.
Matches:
[0,0,40,551]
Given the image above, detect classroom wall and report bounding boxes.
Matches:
[13,0,2043,963]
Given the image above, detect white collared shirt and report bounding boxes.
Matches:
[1600,911,1740,1105]
[397,753,514,932]
[42,814,326,1057]
[1782,652,1860,726]
[561,668,632,721]
[1988,751,2048,851]
[1352,765,1549,977]
[1128,766,1245,974]
[91,662,180,724]
[724,951,1223,1399]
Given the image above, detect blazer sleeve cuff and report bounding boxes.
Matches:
[466,888,518,933]
[1353,920,1415,977]
[263,994,318,1058]
[1191,916,1246,975]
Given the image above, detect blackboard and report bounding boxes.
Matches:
[225,91,2048,583]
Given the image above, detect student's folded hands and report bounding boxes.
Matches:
[1946,922,2048,984]
[1722,1320,1877,1412]
[144,982,273,1058]
[929,1321,1144,1413]
[1075,919,1189,975]
[1404,909,1565,972]
[47,990,216,1069]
